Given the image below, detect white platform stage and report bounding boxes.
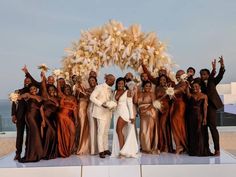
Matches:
[1,150,236,177]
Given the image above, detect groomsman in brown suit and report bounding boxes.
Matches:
[200,56,225,156]
[11,77,31,160]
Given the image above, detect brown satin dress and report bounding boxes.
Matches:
[76,94,90,155]
[42,99,58,159]
[23,98,43,162]
[187,96,211,156]
[170,81,188,153]
[137,92,159,154]
[57,97,76,157]
[156,86,173,153]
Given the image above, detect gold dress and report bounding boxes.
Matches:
[137,92,159,154]
[76,93,90,155]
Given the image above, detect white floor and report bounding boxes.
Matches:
[1,151,236,177]
[0,150,236,168]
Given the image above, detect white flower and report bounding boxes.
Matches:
[166,87,175,98]
[180,73,188,81]
[38,64,49,72]
[105,100,117,110]
[153,100,162,110]
[9,92,20,103]
[53,69,62,77]
[126,81,136,90]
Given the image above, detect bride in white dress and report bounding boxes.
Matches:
[111,77,139,158]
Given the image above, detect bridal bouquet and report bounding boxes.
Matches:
[105,100,117,110]
[126,81,136,90]
[153,100,162,110]
[166,87,175,99]
[180,73,188,82]
[9,92,20,103]
[38,64,49,73]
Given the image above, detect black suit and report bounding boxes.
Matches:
[201,67,225,151]
[11,87,29,156]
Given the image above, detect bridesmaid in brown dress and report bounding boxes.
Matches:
[134,81,159,154]
[186,81,212,156]
[41,74,59,159]
[57,81,77,158]
[170,70,188,154]
[19,84,44,162]
[156,75,173,153]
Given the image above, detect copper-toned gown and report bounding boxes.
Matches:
[137,92,159,154]
[42,99,58,159]
[170,81,188,153]
[57,97,76,157]
[23,98,43,162]
[76,94,90,155]
[156,86,173,152]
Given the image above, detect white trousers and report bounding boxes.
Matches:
[96,118,111,153]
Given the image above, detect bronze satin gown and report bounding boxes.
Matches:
[57,97,76,157]
[170,81,188,153]
[137,92,159,154]
[76,94,90,155]
[156,86,173,153]
[42,99,58,159]
[23,98,43,162]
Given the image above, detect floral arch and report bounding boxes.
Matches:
[61,20,176,81]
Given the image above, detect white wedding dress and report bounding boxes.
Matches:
[111,90,139,158]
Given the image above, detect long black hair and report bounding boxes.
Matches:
[142,80,152,89]
[115,77,126,90]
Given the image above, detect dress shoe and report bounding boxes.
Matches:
[214,150,220,156]
[104,150,111,156]
[99,152,105,158]
[14,154,21,161]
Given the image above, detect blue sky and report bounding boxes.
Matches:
[0,0,235,99]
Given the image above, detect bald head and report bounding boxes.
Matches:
[124,72,134,82]
[105,74,115,87]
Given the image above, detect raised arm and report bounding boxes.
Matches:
[22,65,41,88]
[142,64,157,85]
[214,56,225,85]
[57,79,65,98]
[41,72,49,99]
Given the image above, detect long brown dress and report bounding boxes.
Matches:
[137,92,159,154]
[187,96,211,156]
[170,81,188,153]
[156,86,173,153]
[76,93,90,155]
[57,96,76,157]
[23,98,43,162]
[41,80,58,159]
[41,99,58,159]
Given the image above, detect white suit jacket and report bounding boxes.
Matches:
[90,83,113,120]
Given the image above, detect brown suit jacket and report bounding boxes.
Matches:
[201,67,225,110]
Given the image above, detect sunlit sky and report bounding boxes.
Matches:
[0,0,236,99]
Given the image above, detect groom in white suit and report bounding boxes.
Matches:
[90,74,115,158]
